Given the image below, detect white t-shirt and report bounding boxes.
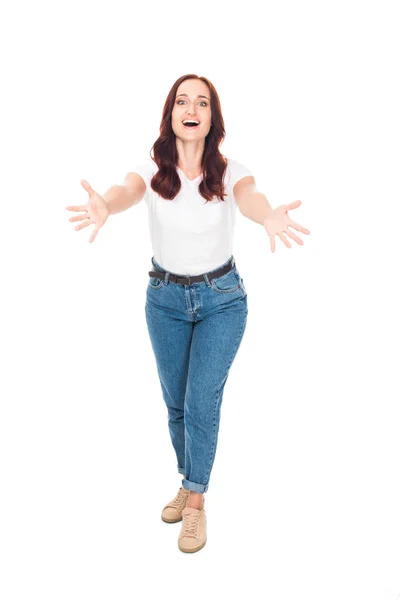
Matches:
[133,157,253,276]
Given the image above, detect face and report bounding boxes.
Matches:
[171,79,212,140]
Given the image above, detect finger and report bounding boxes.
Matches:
[285,200,302,212]
[75,219,91,231]
[65,205,88,212]
[288,220,310,235]
[278,232,291,248]
[69,212,89,223]
[80,179,95,195]
[284,229,304,245]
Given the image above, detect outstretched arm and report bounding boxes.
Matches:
[233,176,310,252]
[233,176,273,225]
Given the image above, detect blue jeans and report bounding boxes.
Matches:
[145,254,248,493]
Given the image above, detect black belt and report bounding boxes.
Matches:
[149,258,235,286]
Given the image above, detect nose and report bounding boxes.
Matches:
[186,100,198,116]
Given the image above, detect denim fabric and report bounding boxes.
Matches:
[145,254,248,493]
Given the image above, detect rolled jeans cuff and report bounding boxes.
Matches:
[182,478,208,493]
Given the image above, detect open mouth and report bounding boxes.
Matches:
[182,120,200,129]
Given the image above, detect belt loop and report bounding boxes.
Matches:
[231,256,235,267]
[203,273,211,287]
[165,272,169,284]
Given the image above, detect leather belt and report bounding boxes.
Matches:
[149,257,235,286]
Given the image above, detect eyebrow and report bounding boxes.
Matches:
[176,94,210,100]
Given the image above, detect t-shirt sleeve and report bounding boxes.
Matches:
[227,158,254,189]
[131,158,157,200]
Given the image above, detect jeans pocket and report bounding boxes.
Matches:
[148,276,165,289]
[210,269,241,293]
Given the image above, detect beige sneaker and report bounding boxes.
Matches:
[178,503,207,553]
[161,486,191,523]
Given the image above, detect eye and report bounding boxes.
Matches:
[176,100,208,107]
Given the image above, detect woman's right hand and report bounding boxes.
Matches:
[65,179,110,243]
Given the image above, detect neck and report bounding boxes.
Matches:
[176,139,204,175]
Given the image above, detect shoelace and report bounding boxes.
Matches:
[182,511,200,537]
[168,487,190,509]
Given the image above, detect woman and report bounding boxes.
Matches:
[66,74,310,553]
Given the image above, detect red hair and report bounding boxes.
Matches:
[146,74,228,203]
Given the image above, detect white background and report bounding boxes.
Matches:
[1,1,399,599]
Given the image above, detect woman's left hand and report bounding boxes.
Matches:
[263,200,310,253]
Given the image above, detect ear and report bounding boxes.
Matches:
[233,176,257,210]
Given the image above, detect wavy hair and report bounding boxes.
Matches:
[146,74,228,203]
